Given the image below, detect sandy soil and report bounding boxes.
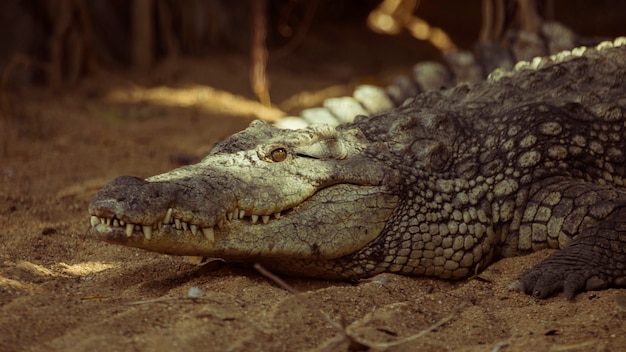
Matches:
[2,19,626,352]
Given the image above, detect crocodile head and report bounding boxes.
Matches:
[88,120,401,268]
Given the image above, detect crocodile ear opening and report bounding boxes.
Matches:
[412,141,449,171]
[427,142,449,170]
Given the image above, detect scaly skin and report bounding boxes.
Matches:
[89,38,626,299]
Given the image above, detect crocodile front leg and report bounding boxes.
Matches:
[519,207,626,299]
[514,177,626,299]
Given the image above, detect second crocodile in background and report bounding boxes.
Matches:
[89,38,626,299]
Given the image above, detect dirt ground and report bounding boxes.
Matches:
[2,16,626,352]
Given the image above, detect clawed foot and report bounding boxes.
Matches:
[517,223,626,299]
[518,257,609,299]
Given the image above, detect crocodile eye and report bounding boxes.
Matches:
[270,148,288,162]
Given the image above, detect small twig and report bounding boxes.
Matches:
[490,340,510,352]
[126,297,179,305]
[254,263,465,350]
[550,340,601,351]
[125,296,221,305]
[253,263,346,333]
[254,265,356,352]
[346,303,466,349]
[466,262,490,282]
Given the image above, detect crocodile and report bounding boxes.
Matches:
[89,38,626,299]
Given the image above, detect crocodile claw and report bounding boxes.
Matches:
[519,211,626,299]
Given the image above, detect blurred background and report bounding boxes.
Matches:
[1,0,625,148]
[1,1,624,94]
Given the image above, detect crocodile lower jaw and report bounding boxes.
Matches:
[89,204,293,242]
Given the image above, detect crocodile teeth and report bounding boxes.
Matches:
[217,218,225,229]
[164,208,173,224]
[251,215,259,224]
[120,220,125,226]
[227,211,234,221]
[113,219,119,227]
[202,227,215,242]
[90,216,100,227]
[274,212,281,220]
[261,215,270,224]
[182,221,189,231]
[126,223,134,237]
[239,209,246,219]
[143,225,152,240]
[233,208,239,220]
[105,218,111,226]
[190,224,198,236]
[175,218,181,230]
